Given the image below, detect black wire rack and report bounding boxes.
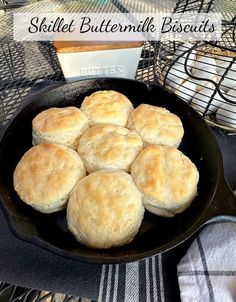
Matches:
[173,0,214,12]
[154,13,236,133]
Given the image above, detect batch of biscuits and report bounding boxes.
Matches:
[13,90,199,249]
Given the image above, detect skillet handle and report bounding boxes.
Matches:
[203,177,236,224]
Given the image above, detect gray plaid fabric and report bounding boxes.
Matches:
[97,255,165,302]
[177,222,236,302]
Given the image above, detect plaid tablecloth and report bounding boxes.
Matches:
[178,221,236,302]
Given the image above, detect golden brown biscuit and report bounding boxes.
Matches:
[32,107,89,149]
[78,124,143,173]
[127,104,184,147]
[13,143,86,213]
[131,145,199,217]
[67,170,144,249]
[80,90,133,126]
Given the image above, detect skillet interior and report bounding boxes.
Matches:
[0,78,222,263]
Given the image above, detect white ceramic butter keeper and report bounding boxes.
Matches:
[54,41,144,82]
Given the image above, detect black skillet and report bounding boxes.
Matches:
[0,78,236,264]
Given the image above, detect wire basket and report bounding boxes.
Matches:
[173,0,214,12]
[154,16,236,133]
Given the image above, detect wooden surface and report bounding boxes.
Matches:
[54,40,144,53]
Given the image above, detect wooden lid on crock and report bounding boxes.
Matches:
[54,40,144,53]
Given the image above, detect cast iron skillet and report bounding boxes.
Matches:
[0,78,236,264]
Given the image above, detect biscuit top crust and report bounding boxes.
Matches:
[131,145,199,206]
[14,143,85,204]
[33,107,88,133]
[128,104,184,146]
[67,170,143,248]
[78,124,143,163]
[81,90,133,126]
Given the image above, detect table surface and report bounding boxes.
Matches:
[0,1,236,301]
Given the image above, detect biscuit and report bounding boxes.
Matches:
[80,90,133,126]
[127,104,184,147]
[78,124,143,173]
[131,145,199,217]
[13,143,86,213]
[67,170,144,249]
[32,107,89,150]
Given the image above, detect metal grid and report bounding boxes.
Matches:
[155,15,236,132]
[114,0,214,13]
[113,0,176,13]
[215,0,236,21]
[135,41,157,83]
[173,0,214,12]
[0,40,63,125]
